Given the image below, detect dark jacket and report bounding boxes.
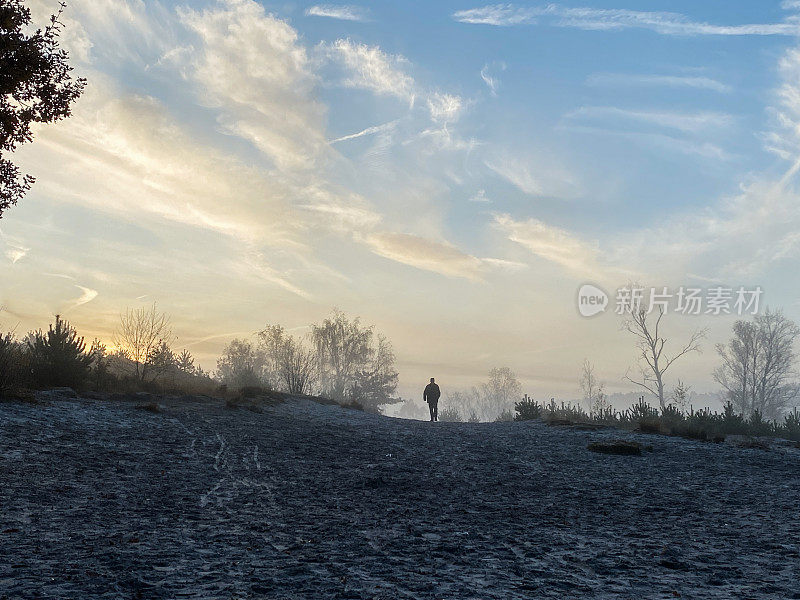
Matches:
[423,382,441,403]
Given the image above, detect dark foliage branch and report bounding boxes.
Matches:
[0,0,86,215]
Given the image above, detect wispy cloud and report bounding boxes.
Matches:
[329,120,398,144]
[321,38,416,103]
[485,153,580,199]
[469,189,491,203]
[586,72,731,93]
[71,285,99,309]
[560,124,730,160]
[453,4,800,36]
[427,92,463,123]
[179,0,327,171]
[305,4,369,22]
[480,61,506,96]
[493,214,600,278]
[367,232,485,280]
[564,106,734,133]
[0,229,28,264]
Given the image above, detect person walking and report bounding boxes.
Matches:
[423,377,441,422]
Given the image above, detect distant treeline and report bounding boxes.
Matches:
[0,306,399,413]
[0,307,215,398]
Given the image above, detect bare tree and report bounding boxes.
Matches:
[715,309,799,419]
[622,302,705,410]
[444,368,522,422]
[311,310,373,401]
[482,367,521,416]
[579,360,607,415]
[113,303,172,382]
[257,324,317,395]
[280,337,317,394]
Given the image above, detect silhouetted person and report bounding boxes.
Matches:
[423,377,440,422]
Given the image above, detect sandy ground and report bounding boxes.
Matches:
[1,395,800,599]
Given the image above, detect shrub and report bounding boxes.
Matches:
[783,409,800,441]
[495,409,514,422]
[514,394,541,421]
[0,332,24,395]
[746,410,774,437]
[27,315,92,389]
[514,394,542,421]
[438,406,462,422]
[587,440,643,455]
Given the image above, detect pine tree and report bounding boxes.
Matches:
[27,315,92,388]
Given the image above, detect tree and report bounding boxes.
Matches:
[483,367,522,410]
[147,340,175,382]
[622,293,705,409]
[311,310,373,400]
[349,334,399,411]
[113,303,172,382]
[0,330,22,393]
[216,338,266,389]
[27,314,92,388]
[715,309,800,419]
[311,310,398,411]
[579,360,607,415]
[176,349,195,375]
[257,324,317,395]
[443,368,522,422]
[88,338,112,391]
[1,1,86,216]
[670,379,691,412]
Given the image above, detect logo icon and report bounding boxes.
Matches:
[577,284,608,317]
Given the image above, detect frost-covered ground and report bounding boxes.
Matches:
[1,395,799,599]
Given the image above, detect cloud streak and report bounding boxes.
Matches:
[305,4,369,22]
[564,106,734,133]
[329,120,398,144]
[586,72,731,93]
[453,4,800,36]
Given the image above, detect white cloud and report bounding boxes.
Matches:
[564,106,734,133]
[493,214,600,277]
[71,285,99,309]
[178,0,327,171]
[480,62,506,96]
[367,232,485,280]
[321,39,467,130]
[0,230,28,264]
[586,72,731,93]
[560,124,730,160]
[469,189,491,203]
[305,4,369,22]
[485,153,580,199]
[453,4,800,36]
[454,5,539,26]
[427,93,463,123]
[329,120,398,144]
[322,39,416,103]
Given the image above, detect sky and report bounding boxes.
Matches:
[3,0,800,402]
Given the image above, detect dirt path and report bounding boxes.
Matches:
[1,397,799,599]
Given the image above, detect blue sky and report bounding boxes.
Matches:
[3,0,800,401]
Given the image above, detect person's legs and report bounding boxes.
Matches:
[432,401,438,422]
[428,401,435,421]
